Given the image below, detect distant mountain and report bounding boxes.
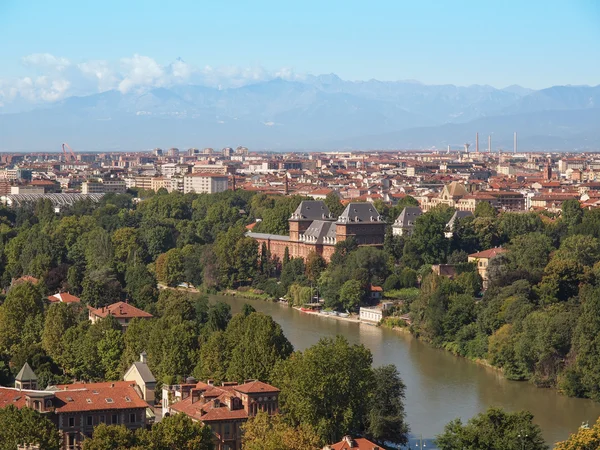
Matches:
[0,76,599,151]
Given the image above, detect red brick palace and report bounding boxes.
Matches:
[248,201,385,262]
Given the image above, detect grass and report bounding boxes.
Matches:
[384,287,420,301]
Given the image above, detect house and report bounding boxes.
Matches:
[248,201,385,263]
[431,264,458,279]
[369,285,383,301]
[88,302,153,330]
[468,247,507,289]
[1,365,148,450]
[325,435,382,449]
[392,206,422,236]
[444,210,473,238]
[47,292,81,304]
[123,352,156,405]
[359,302,392,324]
[163,379,280,450]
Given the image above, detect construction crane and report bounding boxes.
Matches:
[61,143,77,163]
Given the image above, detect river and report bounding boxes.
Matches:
[210,295,600,447]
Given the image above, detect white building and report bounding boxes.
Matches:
[183,173,229,194]
[359,302,392,323]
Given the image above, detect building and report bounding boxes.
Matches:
[81,179,126,194]
[444,210,473,238]
[123,352,156,405]
[163,380,280,450]
[1,366,148,450]
[359,302,391,324]
[183,173,229,194]
[88,302,153,330]
[47,292,81,304]
[248,201,385,263]
[325,435,382,449]
[392,206,422,236]
[468,247,507,289]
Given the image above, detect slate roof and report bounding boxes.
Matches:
[302,220,336,244]
[246,232,290,241]
[290,201,333,220]
[337,203,382,223]
[15,363,37,381]
[128,362,156,384]
[446,210,473,230]
[393,206,422,228]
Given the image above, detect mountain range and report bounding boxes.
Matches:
[1,74,599,152]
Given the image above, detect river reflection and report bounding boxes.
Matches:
[211,295,600,445]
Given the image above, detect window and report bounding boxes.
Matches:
[224,423,231,437]
[112,414,118,424]
[87,416,93,426]
[68,417,75,427]
[130,413,136,423]
[100,415,105,423]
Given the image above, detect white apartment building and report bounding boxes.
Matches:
[183,173,229,194]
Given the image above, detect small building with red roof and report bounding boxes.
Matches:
[88,301,152,330]
[326,435,382,449]
[468,247,507,289]
[47,292,81,304]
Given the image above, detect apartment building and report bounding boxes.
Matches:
[183,173,229,194]
[81,179,126,194]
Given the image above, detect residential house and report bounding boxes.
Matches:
[163,379,280,450]
[392,206,422,236]
[88,302,153,331]
[359,302,392,324]
[444,210,473,238]
[468,247,507,289]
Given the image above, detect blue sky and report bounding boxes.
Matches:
[0,0,599,104]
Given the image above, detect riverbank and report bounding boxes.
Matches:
[292,305,361,323]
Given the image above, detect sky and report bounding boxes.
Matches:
[0,0,599,106]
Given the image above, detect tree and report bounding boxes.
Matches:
[555,234,600,267]
[273,336,375,443]
[137,413,214,450]
[241,303,256,316]
[81,424,137,450]
[508,232,553,273]
[555,417,600,450]
[194,331,229,383]
[561,198,584,230]
[242,411,322,450]
[498,212,545,241]
[206,301,232,332]
[324,191,344,218]
[42,302,77,362]
[474,201,497,218]
[0,282,44,355]
[81,267,122,307]
[0,405,60,450]
[98,328,125,380]
[305,251,326,283]
[226,312,293,383]
[411,206,454,264]
[155,248,185,286]
[366,365,409,447]
[339,279,363,311]
[435,407,548,450]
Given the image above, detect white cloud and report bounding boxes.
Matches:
[22,53,71,71]
[0,53,305,108]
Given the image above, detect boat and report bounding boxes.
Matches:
[338,312,349,318]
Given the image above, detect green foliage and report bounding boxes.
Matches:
[0,405,60,450]
[435,407,548,450]
[273,336,376,444]
[242,411,322,450]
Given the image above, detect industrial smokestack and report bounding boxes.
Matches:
[476,133,479,153]
[514,132,517,154]
[488,135,492,153]
[447,145,450,154]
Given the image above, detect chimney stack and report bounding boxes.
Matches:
[514,131,517,154]
[488,135,492,153]
[475,132,479,153]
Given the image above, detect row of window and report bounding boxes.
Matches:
[66,412,138,428]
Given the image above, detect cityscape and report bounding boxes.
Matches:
[1,0,600,449]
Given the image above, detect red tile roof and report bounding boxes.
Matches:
[469,247,507,259]
[53,383,148,413]
[330,436,381,449]
[0,387,28,409]
[234,381,280,395]
[88,301,153,319]
[47,292,81,303]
